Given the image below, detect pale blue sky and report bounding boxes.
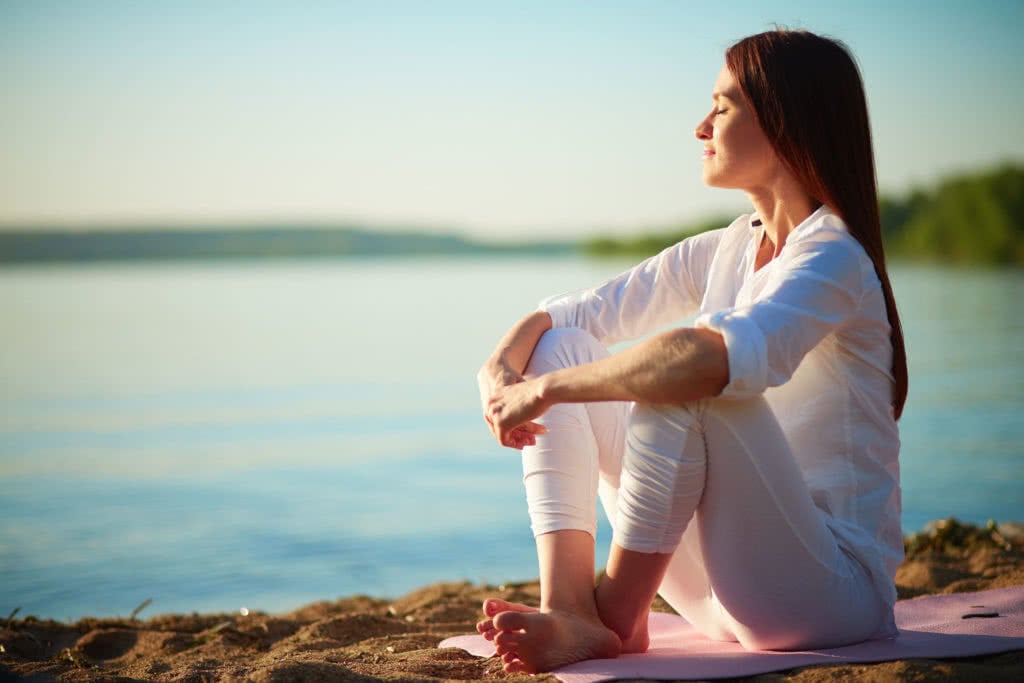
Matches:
[2,0,1022,238]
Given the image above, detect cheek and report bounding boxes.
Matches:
[741,126,775,161]
[746,139,774,167]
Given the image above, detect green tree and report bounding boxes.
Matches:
[893,165,1024,265]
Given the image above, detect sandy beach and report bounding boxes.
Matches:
[3,519,1022,682]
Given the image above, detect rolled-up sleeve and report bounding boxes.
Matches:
[540,228,725,345]
[695,233,865,399]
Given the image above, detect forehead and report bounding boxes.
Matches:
[712,64,741,100]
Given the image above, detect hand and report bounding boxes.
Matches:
[478,359,548,449]
[484,379,549,450]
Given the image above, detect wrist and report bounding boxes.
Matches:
[536,371,560,404]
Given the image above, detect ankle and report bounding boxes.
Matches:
[544,587,608,621]
[540,598,601,621]
[605,616,639,643]
[595,601,645,642]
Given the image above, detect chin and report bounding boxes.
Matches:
[702,172,726,189]
[702,169,741,191]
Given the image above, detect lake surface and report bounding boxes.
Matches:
[1,258,1022,621]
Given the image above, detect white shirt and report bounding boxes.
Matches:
[540,205,902,608]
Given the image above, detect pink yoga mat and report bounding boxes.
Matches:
[440,585,1024,682]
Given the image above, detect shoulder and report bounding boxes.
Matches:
[722,213,759,242]
[788,206,867,257]
[784,206,874,275]
[686,213,755,260]
[763,206,884,307]
[674,214,754,278]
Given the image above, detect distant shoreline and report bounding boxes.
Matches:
[4,162,1021,266]
[0,227,576,263]
[3,163,1020,266]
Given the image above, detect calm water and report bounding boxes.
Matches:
[1,258,1022,621]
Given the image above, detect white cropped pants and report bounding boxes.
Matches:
[521,328,889,650]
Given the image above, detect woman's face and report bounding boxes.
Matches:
[695,65,780,191]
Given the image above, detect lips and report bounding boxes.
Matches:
[702,149,715,159]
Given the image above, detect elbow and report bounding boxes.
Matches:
[672,327,730,400]
[696,327,730,396]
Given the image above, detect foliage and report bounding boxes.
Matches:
[584,164,1024,266]
[884,164,1024,265]
[903,517,1019,558]
[582,215,737,259]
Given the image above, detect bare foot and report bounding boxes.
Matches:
[491,608,621,673]
[476,599,537,641]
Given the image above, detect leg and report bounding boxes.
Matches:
[657,397,887,650]
[595,400,708,648]
[595,546,672,652]
[598,396,887,651]
[491,530,621,673]
[479,328,628,673]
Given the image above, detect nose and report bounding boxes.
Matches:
[695,112,712,141]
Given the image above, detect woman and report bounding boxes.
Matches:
[475,29,908,674]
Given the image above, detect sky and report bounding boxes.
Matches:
[1,0,1022,239]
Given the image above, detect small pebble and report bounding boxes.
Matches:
[386,646,395,653]
[239,607,249,616]
[404,615,415,622]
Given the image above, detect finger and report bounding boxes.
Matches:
[515,428,537,448]
[511,432,534,449]
[507,427,538,446]
[518,421,547,435]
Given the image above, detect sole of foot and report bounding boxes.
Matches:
[491,608,621,673]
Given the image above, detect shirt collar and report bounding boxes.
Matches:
[747,204,833,238]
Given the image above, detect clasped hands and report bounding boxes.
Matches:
[477,360,549,450]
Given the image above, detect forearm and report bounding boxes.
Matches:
[482,310,553,378]
[538,326,729,405]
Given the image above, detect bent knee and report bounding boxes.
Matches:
[527,328,608,376]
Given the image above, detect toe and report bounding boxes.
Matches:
[476,618,492,633]
[494,631,519,648]
[483,598,537,617]
[493,611,530,631]
[505,658,530,674]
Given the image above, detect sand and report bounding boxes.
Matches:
[3,518,1022,682]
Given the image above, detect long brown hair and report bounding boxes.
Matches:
[726,29,908,420]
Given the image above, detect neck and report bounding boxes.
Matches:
[746,180,819,258]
